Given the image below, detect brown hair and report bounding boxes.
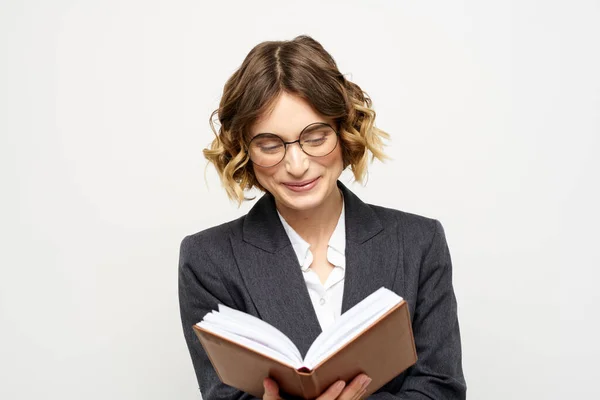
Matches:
[204,35,389,204]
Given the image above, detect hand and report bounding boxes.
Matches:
[263,374,372,400]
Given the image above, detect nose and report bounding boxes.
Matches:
[283,142,309,176]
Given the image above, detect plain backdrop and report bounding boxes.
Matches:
[1,0,599,399]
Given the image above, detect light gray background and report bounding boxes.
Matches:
[1,1,598,399]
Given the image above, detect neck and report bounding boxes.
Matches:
[276,186,343,244]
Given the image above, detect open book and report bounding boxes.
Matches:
[193,287,417,399]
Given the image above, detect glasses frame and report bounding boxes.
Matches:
[246,122,340,168]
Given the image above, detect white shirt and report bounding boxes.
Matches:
[276,200,346,332]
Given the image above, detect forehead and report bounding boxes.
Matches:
[251,92,333,138]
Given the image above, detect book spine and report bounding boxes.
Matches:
[298,373,319,399]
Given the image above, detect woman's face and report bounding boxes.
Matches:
[249,92,344,213]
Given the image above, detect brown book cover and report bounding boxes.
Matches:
[193,300,417,399]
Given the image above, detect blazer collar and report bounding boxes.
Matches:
[242,180,383,252]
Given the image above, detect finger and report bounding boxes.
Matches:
[263,377,280,400]
[337,374,371,400]
[316,380,346,400]
[351,387,368,400]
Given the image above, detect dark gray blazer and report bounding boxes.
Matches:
[178,181,466,399]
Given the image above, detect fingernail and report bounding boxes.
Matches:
[361,377,372,390]
[336,380,346,390]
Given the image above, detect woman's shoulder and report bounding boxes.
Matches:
[179,214,246,256]
[363,203,451,265]
[366,203,444,244]
[368,202,439,228]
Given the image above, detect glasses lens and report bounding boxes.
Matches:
[300,124,338,157]
[249,134,285,167]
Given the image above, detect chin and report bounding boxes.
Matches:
[280,195,325,212]
[273,182,332,211]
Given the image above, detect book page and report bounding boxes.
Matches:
[197,322,303,369]
[198,305,303,367]
[201,312,301,364]
[303,287,403,369]
[216,305,301,360]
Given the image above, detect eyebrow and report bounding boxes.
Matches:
[253,121,331,136]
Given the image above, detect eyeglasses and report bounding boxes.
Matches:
[247,122,339,168]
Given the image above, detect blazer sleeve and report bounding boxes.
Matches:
[178,235,261,400]
[369,219,467,400]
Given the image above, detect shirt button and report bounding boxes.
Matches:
[319,298,326,305]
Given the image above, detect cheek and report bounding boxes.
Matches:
[252,165,277,187]
[321,146,344,169]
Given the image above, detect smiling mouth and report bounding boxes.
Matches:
[284,178,318,187]
[282,177,320,191]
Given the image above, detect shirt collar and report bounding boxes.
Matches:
[328,200,346,260]
[277,197,346,272]
[277,212,312,271]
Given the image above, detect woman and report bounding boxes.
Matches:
[179,35,466,400]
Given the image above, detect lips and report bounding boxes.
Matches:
[282,177,320,192]
[284,178,318,187]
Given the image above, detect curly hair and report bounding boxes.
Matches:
[204,35,389,204]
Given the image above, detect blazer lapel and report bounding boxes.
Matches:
[338,181,401,313]
[231,192,322,358]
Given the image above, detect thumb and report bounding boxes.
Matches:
[263,377,280,400]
